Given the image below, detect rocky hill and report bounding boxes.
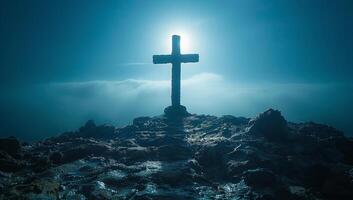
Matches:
[1,109,353,199]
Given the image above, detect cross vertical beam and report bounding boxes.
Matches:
[153,35,199,112]
[171,35,181,106]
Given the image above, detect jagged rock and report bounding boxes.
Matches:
[77,120,116,139]
[157,144,192,161]
[299,122,343,139]
[219,115,249,125]
[136,135,184,147]
[248,109,288,141]
[80,119,96,131]
[61,143,110,163]
[110,146,155,163]
[1,109,353,199]
[227,160,257,177]
[56,120,116,140]
[133,117,152,127]
[195,141,234,178]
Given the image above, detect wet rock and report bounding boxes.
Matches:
[153,166,193,186]
[227,160,256,177]
[299,122,343,139]
[133,117,152,127]
[61,143,109,163]
[49,151,63,164]
[14,179,60,199]
[1,109,353,199]
[219,115,249,125]
[157,144,192,161]
[110,146,156,163]
[248,109,288,141]
[195,142,234,178]
[136,135,184,147]
[288,185,307,199]
[243,168,276,188]
[0,136,21,156]
[57,120,116,140]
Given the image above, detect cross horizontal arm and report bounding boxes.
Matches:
[153,55,173,64]
[180,54,199,63]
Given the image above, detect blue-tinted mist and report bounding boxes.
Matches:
[1,0,353,140]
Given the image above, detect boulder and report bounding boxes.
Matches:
[195,142,234,178]
[80,120,96,131]
[248,109,288,141]
[77,120,115,139]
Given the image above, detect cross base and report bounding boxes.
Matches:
[164,105,190,118]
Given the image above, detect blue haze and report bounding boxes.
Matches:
[1,0,353,140]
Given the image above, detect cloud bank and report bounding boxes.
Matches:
[1,73,352,141]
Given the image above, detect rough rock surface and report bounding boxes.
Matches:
[1,109,353,200]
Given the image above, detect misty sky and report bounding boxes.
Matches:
[1,0,353,141]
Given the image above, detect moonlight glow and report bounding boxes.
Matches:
[165,30,193,53]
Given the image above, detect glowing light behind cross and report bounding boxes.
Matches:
[166,31,192,53]
[158,28,198,54]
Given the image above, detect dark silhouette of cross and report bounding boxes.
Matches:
[153,35,199,109]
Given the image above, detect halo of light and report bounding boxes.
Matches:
[166,30,192,53]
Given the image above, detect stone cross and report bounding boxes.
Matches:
[153,35,199,107]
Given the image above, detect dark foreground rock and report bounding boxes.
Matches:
[0,136,21,156]
[1,109,353,200]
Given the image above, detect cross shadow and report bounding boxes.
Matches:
[164,116,185,137]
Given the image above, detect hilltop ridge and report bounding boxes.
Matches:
[1,109,353,199]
